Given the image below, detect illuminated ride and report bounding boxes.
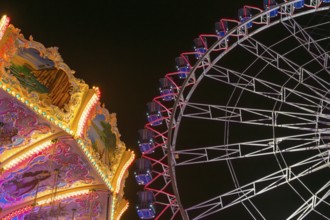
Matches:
[135,0,330,219]
[0,16,135,219]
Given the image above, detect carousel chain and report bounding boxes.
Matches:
[50,168,60,215]
[89,189,96,220]
[48,138,59,218]
[31,139,59,219]
[72,208,77,220]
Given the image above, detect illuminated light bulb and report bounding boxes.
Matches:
[0,15,10,41]
[4,141,53,170]
[76,94,99,137]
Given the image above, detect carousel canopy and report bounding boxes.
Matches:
[0,15,134,220]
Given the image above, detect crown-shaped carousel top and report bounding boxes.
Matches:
[0,15,134,220]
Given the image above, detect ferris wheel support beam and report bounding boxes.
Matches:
[147,163,180,216]
[163,5,330,220]
[245,38,330,93]
[185,151,330,219]
[142,136,181,216]
[239,38,330,102]
[207,64,330,114]
[175,131,330,166]
[287,180,330,220]
[281,16,330,71]
[181,102,329,130]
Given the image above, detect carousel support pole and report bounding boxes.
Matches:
[72,208,76,220]
[88,189,95,220]
[106,190,110,220]
[33,178,41,220]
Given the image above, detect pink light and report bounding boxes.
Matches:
[244,5,263,12]
[154,198,178,220]
[179,55,191,68]
[181,51,198,57]
[221,18,240,24]
[144,124,169,139]
[143,154,168,167]
[3,141,54,171]
[2,205,33,220]
[144,170,168,190]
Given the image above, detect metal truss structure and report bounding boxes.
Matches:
[135,0,330,219]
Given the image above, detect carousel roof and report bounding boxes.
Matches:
[0,15,134,220]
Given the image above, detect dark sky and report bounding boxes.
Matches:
[0,0,307,219]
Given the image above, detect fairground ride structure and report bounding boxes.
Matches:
[134,0,330,219]
[0,15,135,220]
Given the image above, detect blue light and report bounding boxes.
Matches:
[294,0,305,9]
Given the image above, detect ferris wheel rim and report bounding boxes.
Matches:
[166,3,330,219]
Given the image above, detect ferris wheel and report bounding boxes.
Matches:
[134,0,330,219]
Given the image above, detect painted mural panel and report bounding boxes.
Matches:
[16,190,108,220]
[8,48,72,110]
[0,96,52,154]
[0,138,97,211]
[87,108,118,167]
[0,21,133,219]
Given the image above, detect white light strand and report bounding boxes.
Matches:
[3,140,53,170]
[76,93,99,137]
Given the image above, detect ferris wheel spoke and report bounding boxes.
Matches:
[287,180,330,220]
[239,37,330,98]
[208,65,330,113]
[138,5,330,220]
[175,132,329,166]
[181,102,330,130]
[281,16,330,72]
[185,151,330,219]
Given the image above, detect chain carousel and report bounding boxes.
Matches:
[0,15,135,220]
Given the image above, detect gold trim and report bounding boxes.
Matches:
[0,131,66,169]
[0,184,107,218]
[112,150,135,194]
[71,88,97,136]
[114,199,129,220]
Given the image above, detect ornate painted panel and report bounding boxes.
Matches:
[0,137,104,211]
[0,90,54,158]
[0,16,134,219]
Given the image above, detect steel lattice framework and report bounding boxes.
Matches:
[136,0,330,219]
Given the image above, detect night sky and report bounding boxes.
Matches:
[1,1,329,220]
